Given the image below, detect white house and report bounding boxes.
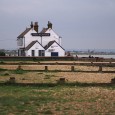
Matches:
[17,21,65,57]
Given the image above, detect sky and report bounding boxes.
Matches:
[0,0,115,50]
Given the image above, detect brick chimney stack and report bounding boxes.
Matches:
[34,22,39,33]
[47,21,52,29]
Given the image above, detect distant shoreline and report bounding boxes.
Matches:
[76,54,115,59]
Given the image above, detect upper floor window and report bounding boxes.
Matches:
[17,38,23,46]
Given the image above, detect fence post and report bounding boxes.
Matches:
[98,65,102,72]
[71,66,75,71]
[91,61,93,65]
[45,66,48,71]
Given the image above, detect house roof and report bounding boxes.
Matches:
[44,40,65,51]
[25,41,44,50]
[40,28,48,33]
[17,28,31,39]
[44,41,55,50]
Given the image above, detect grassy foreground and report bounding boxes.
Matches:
[0,84,115,115]
[0,63,115,115]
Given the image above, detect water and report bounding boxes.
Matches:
[77,55,115,59]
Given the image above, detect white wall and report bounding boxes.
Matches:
[17,29,41,49]
[26,42,44,56]
[42,29,61,47]
[45,42,65,56]
[24,29,41,47]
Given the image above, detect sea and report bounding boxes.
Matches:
[77,55,115,59]
[67,49,115,59]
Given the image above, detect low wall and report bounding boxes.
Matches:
[0,56,115,62]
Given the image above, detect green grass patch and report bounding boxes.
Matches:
[0,61,5,64]
[13,69,26,74]
[44,75,56,79]
[0,68,7,72]
[0,72,10,76]
[0,85,115,114]
[44,75,51,79]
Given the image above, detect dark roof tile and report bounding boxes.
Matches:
[25,41,44,50]
[44,40,65,51]
[40,28,48,33]
[17,28,31,39]
[44,41,55,50]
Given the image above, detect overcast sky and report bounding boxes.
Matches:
[0,0,115,50]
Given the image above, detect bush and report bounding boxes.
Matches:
[0,51,5,56]
[2,73,10,76]
[0,68,7,71]
[14,69,25,74]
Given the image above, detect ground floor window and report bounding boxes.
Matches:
[31,50,35,56]
[39,50,45,56]
[51,52,58,57]
[19,49,25,56]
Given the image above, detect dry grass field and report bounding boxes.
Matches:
[0,64,115,83]
[0,62,115,115]
[0,70,115,84]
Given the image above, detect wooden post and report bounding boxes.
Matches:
[59,78,65,82]
[45,66,48,71]
[17,65,22,70]
[55,62,58,65]
[38,61,40,64]
[110,58,113,64]
[111,78,115,84]
[9,77,15,83]
[57,78,66,84]
[91,61,93,65]
[71,66,75,71]
[98,66,102,72]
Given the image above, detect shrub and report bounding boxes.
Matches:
[13,66,25,74]
[0,68,7,71]
[0,61,5,64]
[14,69,25,74]
[2,73,10,76]
[0,51,5,56]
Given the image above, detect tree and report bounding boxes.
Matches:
[0,51,5,56]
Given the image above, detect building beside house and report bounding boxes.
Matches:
[17,21,65,57]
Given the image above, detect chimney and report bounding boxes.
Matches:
[34,22,39,33]
[47,21,52,29]
[30,21,33,28]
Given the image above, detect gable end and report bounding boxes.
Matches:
[25,41,44,50]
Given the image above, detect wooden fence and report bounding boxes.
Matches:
[0,62,115,72]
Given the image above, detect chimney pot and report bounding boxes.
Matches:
[47,21,52,29]
[34,22,39,33]
[30,21,33,28]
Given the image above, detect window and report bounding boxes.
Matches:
[20,49,25,56]
[51,52,58,57]
[17,38,23,46]
[31,50,35,56]
[39,50,45,56]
